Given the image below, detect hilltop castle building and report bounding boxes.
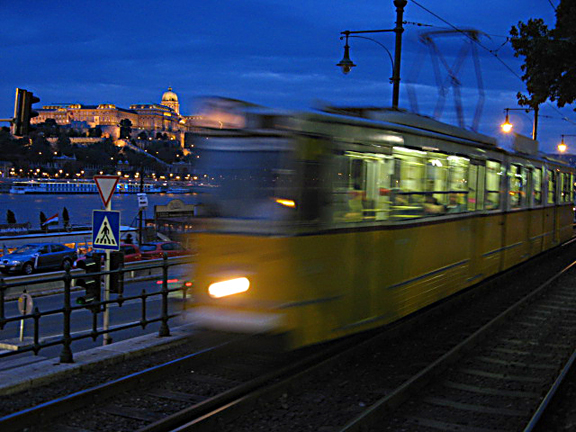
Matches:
[32,88,193,144]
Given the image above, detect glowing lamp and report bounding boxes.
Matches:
[501,121,513,133]
[500,110,513,133]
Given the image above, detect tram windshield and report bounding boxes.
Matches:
[194,145,297,221]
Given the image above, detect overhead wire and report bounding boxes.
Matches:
[410,0,523,80]
[409,0,575,127]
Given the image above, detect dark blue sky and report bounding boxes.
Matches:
[1,0,573,152]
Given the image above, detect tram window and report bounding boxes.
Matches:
[477,164,486,210]
[533,168,542,205]
[561,172,571,203]
[547,169,556,204]
[509,164,526,209]
[467,164,478,211]
[485,160,502,210]
[446,155,469,213]
[331,150,393,223]
[390,147,426,219]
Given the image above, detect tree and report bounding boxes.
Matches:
[510,1,576,109]
[88,126,102,137]
[56,134,73,156]
[62,207,70,230]
[119,119,133,140]
[137,131,148,141]
[6,210,16,224]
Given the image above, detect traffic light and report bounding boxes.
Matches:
[109,251,124,295]
[13,88,40,136]
[76,253,102,310]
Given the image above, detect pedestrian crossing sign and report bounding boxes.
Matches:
[92,210,121,251]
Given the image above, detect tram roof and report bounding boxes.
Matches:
[317,106,498,148]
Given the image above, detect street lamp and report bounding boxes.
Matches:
[337,0,408,110]
[500,107,540,140]
[500,109,513,133]
[559,135,576,153]
[336,32,356,74]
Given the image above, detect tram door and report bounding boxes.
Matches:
[346,155,390,324]
[543,169,557,249]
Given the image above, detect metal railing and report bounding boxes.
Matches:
[0,254,193,363]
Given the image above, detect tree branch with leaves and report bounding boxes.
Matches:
[510,1,576,109]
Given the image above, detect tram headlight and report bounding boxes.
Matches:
[208,277,250,298]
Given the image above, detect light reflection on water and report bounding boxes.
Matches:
[0,193,197,229]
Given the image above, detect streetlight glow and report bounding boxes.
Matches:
[558,135,576,153]
[501,120,513,133]
[500,109,513,133]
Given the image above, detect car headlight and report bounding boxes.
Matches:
[11,260,21,265]
[208,277,250,298]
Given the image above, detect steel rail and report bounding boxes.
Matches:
[0,335,247,432]
[338,257,576,431]
[523,348,576,431]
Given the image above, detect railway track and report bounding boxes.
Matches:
[2,240,576,431]
[342,260,576,431]
[0,329,376,432]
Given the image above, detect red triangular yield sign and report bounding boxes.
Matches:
[94,175,120,207]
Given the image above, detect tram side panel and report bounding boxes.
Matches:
[528,209,545,257]
[502,211,531,269]
[383,220,472,321]
[558,204,574,243]
[476,213,506,278]
[542,206,557,250]
[291,220,476,346]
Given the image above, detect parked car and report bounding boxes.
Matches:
[140,241,190,260]
[119,244,142,262]
[0,242,78,275]
[75,244,142,266]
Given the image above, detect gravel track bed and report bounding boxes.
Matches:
[378,276,576,432]
[42,338,312,432]
[0,329,236,417]
[3,245,576,432]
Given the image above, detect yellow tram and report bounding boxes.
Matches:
[188,99,575,348]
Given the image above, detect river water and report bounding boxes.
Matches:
[0,193,198,229]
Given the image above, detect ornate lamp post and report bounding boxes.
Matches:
[337,0,408,110]
[500,107,540,140]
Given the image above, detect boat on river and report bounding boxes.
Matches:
[9,180,163,194]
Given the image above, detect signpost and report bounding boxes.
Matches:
[18,292,33,342]
[93,175,120,345]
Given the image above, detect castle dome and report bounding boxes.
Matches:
[162,87,178,102]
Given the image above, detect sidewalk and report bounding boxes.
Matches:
[0,324,195,396]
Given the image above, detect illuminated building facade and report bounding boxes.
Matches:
[32,88,189,143]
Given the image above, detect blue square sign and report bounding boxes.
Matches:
[92,210,121,251]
